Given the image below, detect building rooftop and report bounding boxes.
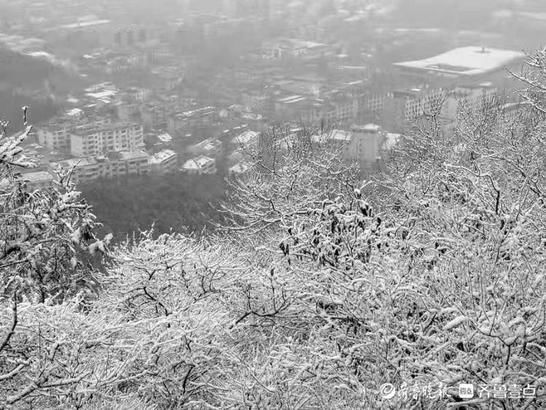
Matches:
[312,129,352,144]
[157,133,173,143]
[394,46,525,77]
[277,95,307,104]
[85,90,118,100]
[272,38,328,50]
[52,157,95,169]
[72,122,141,136]
[59,19,111,30]
[173,106,216,120]
[22,171,54,183]
[182,155,215,170]
[150,149,177,164]
[66,108,84,117]
[232,130,260,145]
[190,138,221,151]
[118,151,149,161]
[229,162,250,174]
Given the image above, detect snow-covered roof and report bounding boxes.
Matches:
[66,108,83,117]
[328,129,352,142]
[394,47,525,77]
[149,149,177,164]
[157,133,173,143]
[59,19,111,29]
[118,150,149,161]
[182,155,215,170]
[22,171,53,183]
[52,157,94,168]
[85,90,118,100]
[232,130,260,145]
[229,162,250,174]
[311,129,352,144]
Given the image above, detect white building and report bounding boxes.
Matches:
[228,162,250,176]
[441,83,498,121]
[231,130,260,148]
[350,124,382,166]
[51,150,150,184]
[35,115,112,153]
[157,132,173,144]
[313,124,398,170]
[70,123,144,157]
[181,155,217,175]
[188,138,222,157]
[149,149,178,174]
[36,125,73,152]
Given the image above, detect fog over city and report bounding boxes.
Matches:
[0,1,545,409]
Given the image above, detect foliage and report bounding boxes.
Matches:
[0,123,107,304]
[81,173,226,240]
[221,125,360,236]
[1,53,546,409]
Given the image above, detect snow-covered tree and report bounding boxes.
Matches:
[0,122,107,304]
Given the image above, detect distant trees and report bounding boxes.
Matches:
[81,173,226,240]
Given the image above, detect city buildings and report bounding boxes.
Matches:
[181,155,217,175]
[149,149,178,174]
[35,123,74,153]
[382,87,447,132]
[70,123,144,157]
[231,130,260,147]
[382,83,498,132]
[167,106,217,135]
[188,138,223,158]
[51,150,150,184]
[313,124,399,170]
[8,0,539,190]
[35,114,112,153]
[261,38,329,61]
[228,161,251,176]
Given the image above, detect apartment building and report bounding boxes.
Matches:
[181,155,217,175]
[382,87,446,131]
[149,149,178,174]
[188,138,223,157]
[441,84,498,120]
[70,123,144,157]
[231,130,260,148]
[36,125,73,153]
[35,115,112,153]
[314,124,396,170]
[141,103,170,130]
[167,107,217,134]
[51,150,150,184]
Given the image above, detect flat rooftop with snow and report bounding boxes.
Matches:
[394,47,525,77]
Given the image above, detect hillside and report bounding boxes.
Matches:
[0,50,544,409]
[0,47,82,128]
[81,173,226,240]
